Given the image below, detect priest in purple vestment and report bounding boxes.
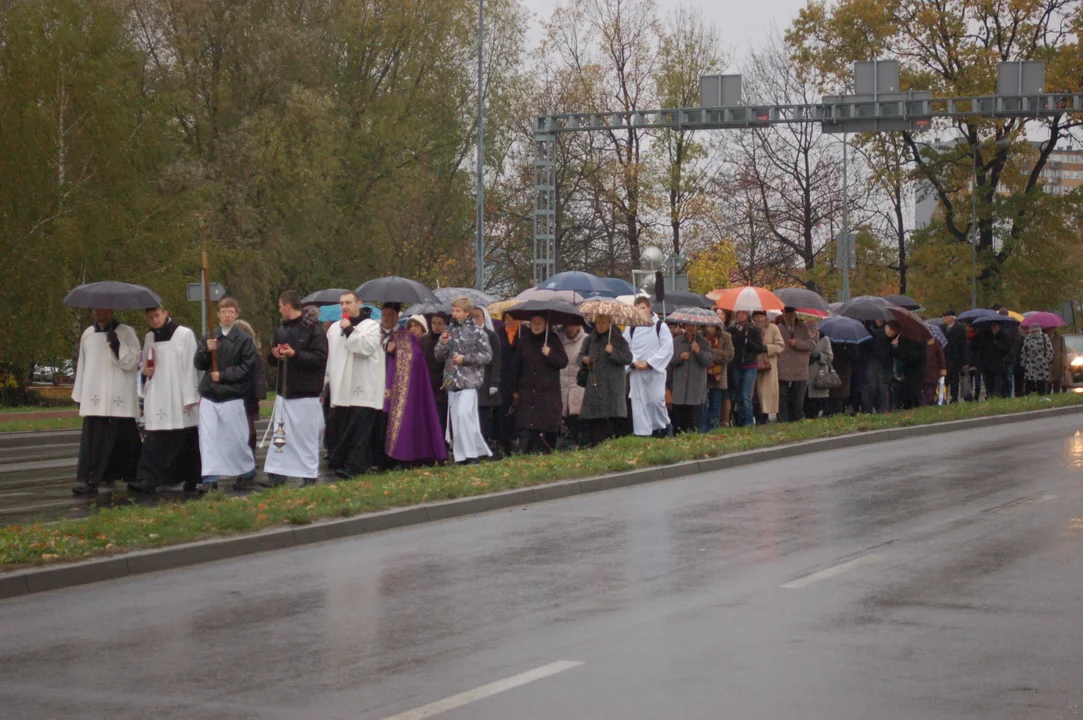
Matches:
[384,326,448,464]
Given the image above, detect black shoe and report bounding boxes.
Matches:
[126,481,156,494]
[258,474,287,489]
[232,479,257,491]
[301,478,318,487]
[334,468,355,480]
[195,481,218,494]
[71,482,96,495]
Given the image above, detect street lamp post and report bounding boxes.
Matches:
[475,0,485,291]
[841,131,851,303]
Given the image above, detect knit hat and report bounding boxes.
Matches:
[407,314,428,333]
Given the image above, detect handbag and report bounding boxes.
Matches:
[576,366,590,387]
[757,356,772,371]
[812,362,841,390]
[1061,365,1074,388]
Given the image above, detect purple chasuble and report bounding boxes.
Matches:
[385,329,448,463]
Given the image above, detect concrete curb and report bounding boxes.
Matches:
[3,403,1081,600]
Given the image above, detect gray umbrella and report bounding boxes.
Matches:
[774,287,832,312]
[301,288,351,306]
[63,281,162,311]
[355,276,439,305]
[433,287,496,308]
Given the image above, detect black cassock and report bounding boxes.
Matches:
[77,417,141,486]
[135,427,201,488]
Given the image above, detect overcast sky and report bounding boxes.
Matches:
[521,0,812,64]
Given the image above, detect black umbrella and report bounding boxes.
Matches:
[504,299,583,326]
[301,288,351,306]
[882,294,923,311]
[63,281,162,311]
[972,314,1021,327]
[774,287,832,313]
[838,299,894,323]
[651,291,712,314]
[355,276,439,305]
[505,299,583,349]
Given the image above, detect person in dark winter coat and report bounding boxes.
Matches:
[866,322,893,413]
[471,306,503,458]
[578,314,633,446]
[669,323,712,433]
[825,341,856,416]
[493,319,520,456]
[727,311,765,427]
[420,312,450,436]
[973,323,1012,398]
[513,314,569,453]
[942,310,968,402]
[885,321,924,410]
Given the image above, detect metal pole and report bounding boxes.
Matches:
[841,132,851,303]
[474,0,485,291]
[971,142,978,309]
[200,268,207,339]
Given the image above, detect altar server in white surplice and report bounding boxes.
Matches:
[71,308,142,494]
[623,296,673,437]
[195,297,258,493]
[325,290,384,479]
[128,305,202,493]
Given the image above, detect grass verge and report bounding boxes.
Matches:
[2,394,1081,570]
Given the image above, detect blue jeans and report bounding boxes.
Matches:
[700,388,724,432]
[733,368,758,427]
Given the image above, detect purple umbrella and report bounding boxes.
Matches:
[1020,311,1066,329]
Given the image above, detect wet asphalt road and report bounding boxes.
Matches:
[3,414,1083,719]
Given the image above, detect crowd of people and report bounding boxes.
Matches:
[68,291,1075,495]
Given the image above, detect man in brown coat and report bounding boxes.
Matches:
[775,307,816,422]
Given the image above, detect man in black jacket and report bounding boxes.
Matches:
[974,321,1012,399]
[865,321,894,413]
[195,297,258,493]
[942,309,968,403]
[263,290,329,487]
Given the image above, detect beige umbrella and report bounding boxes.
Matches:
[579,298,652,343]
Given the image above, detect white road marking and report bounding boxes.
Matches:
[780,554,882,589]
[380,660,584,720]
[993,494,1058,513]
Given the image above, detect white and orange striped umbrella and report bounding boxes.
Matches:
[713,286,784,313]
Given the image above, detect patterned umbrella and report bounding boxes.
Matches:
[713,286,784,313]
[578,299,652,327]
[666,307,723,326]
[926,323,948,347]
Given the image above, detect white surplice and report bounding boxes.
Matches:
[624,317,674,436]
[446,389,490,463]
[72,323,141,418]
[199,399,255,477]
[263,396,325,479]
[325,318,384,409]
[141,325,200,431]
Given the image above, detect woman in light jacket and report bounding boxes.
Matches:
[805,322,833,419]
[754,310,785,422]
